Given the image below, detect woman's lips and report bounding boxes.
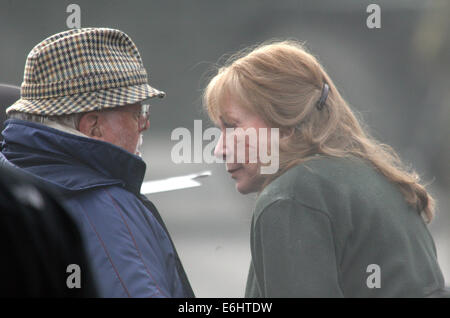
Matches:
[227,167,243,178]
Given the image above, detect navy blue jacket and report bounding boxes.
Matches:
[1,119,194,298]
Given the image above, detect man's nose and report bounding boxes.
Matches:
[139,119,150,132]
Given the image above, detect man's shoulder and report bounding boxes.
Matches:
[65,184,136,207]
[63,185,164,244]
[62,185,137,225]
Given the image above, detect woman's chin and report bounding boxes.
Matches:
[236,183,248,194]
[232,165,265,194]
[235,181,258,195]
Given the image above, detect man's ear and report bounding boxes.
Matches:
[78,112,102,138]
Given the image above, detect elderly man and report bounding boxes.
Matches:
[1,28,194,297]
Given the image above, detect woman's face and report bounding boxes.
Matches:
[214,96,270,194]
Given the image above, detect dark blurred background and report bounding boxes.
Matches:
[1,0,449,297]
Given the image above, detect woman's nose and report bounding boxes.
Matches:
[214,132,225,160]
[214,131,230,161]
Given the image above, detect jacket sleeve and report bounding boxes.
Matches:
[65,189,174,298]
[251,198,344,297]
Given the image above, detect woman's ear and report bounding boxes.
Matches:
[78,112,102,138]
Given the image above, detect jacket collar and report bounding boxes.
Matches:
[1,119,146,195]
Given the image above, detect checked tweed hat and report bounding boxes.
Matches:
[7,28,165,115]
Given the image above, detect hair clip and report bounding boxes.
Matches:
[316,83,329,111]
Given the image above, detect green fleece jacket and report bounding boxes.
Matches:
[245,155,445,297]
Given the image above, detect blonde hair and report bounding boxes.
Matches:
[203,40,435,222]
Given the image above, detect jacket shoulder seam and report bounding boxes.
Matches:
[103,188,168,297]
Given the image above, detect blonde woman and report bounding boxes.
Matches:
[203,41,447,297]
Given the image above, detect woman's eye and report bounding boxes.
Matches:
[223,122,236,128]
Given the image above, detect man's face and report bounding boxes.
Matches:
[79,103,150,156]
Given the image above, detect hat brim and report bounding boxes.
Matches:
[6,83,165,116]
